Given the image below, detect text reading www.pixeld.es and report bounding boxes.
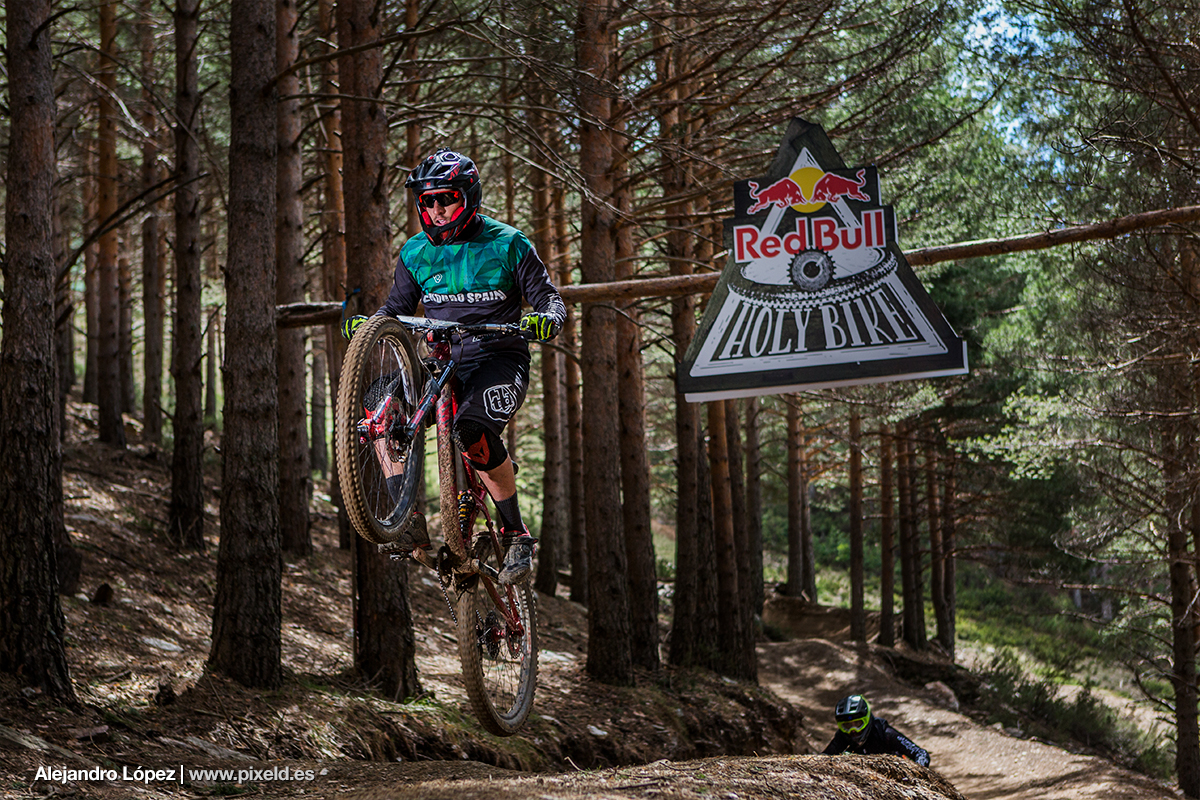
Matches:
[35,765,319,785]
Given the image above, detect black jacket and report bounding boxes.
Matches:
[823,716,930,767]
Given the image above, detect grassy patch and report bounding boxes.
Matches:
[974,648,1172,779]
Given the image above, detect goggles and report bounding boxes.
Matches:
[837,715,870,736]
[418,190,463,208]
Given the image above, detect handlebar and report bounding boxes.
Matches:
[392,314,534,341]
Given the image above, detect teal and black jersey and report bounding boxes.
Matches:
[379,215,565,360]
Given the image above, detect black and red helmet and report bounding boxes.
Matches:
[405,148,482,245]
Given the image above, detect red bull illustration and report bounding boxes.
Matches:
[746,168,871,214]
[746,177,808,214]
[678,117,967,403]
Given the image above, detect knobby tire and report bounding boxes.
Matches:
[455,539,538,736]
[334,315,424,544]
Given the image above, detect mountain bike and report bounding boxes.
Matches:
[333,313,537,736]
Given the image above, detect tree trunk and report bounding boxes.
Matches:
[139,0,165,446]
[0,0,76,701]
[744,397,764,618]
[694,425,720,672]
[208,0,281,689]
[83,142,99,406]
[316,0,350,549]
[786,398,803,598]
[849,405,866,643]
[940,444,956,657]
[577,0,632,686]
[898,422,926,650]
[277,0,311,556]
[401,0,422,238]
[660,41,702,664]
[878,424,896,647]
[532,153,565,597]
[118,255,135,414]
[707,402,740,674]
[1166,423,1200,796]
[205,306,219,427]
[311,347,328,478]
[565,300,587,604]
[928,439,951,653]
[53,202,75,445]
[96,0,126,448]
[615,172,659,673]
[169,0,207,549]
[725,399,756,680]
[337,0,418,699]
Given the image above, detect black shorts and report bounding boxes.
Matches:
[453,351,529,438]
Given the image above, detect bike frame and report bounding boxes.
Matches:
[394,315,525,631]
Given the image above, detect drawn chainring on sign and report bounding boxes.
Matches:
[789,249,834,291]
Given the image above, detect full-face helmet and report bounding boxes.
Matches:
[834,694,872,744]
[405,148,482,246]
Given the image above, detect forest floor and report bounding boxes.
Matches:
[0,398,1183,799]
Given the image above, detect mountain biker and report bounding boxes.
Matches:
[342,148,566,585]
[823,694,931,767]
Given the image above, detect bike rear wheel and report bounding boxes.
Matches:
[334,315,425,544]
[455,537,538,736]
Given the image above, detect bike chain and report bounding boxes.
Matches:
[431,490,484,627]
[435,546,457,625]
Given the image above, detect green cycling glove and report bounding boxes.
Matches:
[520,312,561,342]
[341,315,367,340]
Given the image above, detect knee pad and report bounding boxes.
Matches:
[453,418,508,471]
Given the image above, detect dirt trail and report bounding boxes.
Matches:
[1,403,1183,800]
[757,638,1180,800]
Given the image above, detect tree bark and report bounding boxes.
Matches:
[725,399,756,680]
[616,171,659,673]
[707,402,741,674]
[745,397,765,618]
[316,0,350,549]
[277,0,311,556]
[532,149,565,598]
[169,0,206,550]
[928,439,951,653]
[0,0,76,701]
[118,255,135,414]
[786,398,803,598]
[577,0,632,686]
[878,424,896,647]
[83,142,99,406]
[96,0,126,447]
[208,0,282,689]
[940,443,956,657]
[337,0,418,699]
[1166,422,1200,796]
[897,422,926,650]
[140,1,164,447]
[560,195,587,605]
[311,347,328,478]
[849,405,866,643]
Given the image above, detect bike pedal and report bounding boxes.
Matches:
[378,541,430,557]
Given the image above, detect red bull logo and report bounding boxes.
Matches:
[746,177,807,214]
[733,210,889,263]
[746,168,871,214]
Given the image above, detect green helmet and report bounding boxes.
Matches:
[835,694,872,743]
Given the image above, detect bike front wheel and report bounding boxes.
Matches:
[455,541,538,736]
[334,315,425,544]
